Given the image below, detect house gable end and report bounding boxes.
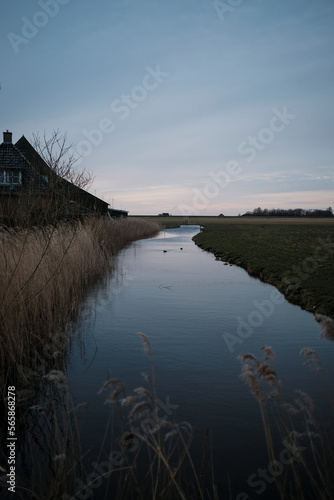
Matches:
[15,136,109,214]
[0,140,38,192]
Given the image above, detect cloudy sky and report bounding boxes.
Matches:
[1,0,333,215]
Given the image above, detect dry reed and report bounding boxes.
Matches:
[0,217,160,387]
[0,217,160,499]
[239,346,334,500]
[96,333,218,500]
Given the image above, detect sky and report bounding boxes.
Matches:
[1,0,333,215]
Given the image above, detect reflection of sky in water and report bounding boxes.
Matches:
[68,225,334,497]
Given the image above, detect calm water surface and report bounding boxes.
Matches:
[68,225,334,498]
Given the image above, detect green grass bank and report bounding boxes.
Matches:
[141,216,334,319]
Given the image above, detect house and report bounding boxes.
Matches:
[0,131,109,218]
[108,208,128,219]
[0,130,45,217]
[0,130,42,194]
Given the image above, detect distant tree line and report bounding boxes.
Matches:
[243,207,333,217]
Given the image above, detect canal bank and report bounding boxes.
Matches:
[192,218,334,320]
[66,225,333,499]
[5,225,334,499]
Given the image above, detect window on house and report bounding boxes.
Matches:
[0,170,5,184]
[6,170,22,185]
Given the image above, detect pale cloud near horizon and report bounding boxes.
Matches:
[245,190,333,209]
[1,0,333,215]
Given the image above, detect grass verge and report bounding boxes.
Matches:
[189,217,334,319]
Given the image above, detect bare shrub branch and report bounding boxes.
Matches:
[32,129,94,190]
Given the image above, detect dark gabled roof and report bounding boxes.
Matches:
[15,135,109,213]
[15,135,51,177]
[0,141,32,171]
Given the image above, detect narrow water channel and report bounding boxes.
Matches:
[68,225,333,498]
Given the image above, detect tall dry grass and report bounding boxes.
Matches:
[239,346,334,500]
[0,217,160,387]
[0,334,218,500]
[95,333,218,500]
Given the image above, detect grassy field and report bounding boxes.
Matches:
[138,216,334,319]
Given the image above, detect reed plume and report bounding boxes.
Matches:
[240,345,334,500]
[315,314,334,340]
[98,333,217,499]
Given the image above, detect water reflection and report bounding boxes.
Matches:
[66,225,333,498]
[4,225,332,499]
